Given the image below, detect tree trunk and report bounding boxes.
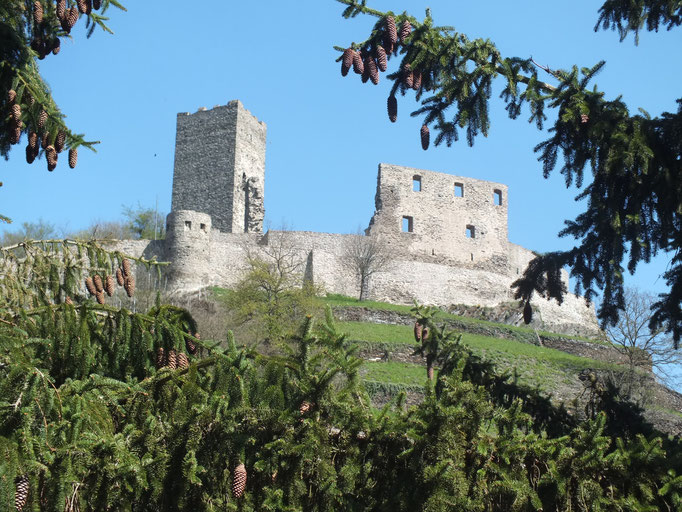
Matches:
[426,355,435,381]
[359,274,369,301]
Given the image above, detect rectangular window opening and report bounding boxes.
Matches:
[200,223,207,233]
[413,175,422,192]
[454,182,464,197]
[493,189,503,206]
[402,216,414,233]
[184,221,192,231]
[466,225,475,238]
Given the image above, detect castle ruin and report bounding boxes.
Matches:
[118,100,599,336]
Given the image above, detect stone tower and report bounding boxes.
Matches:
[170,100,266,233]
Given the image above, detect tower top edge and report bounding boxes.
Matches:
[175,100,266,126]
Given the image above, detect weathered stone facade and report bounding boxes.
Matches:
[119,101,600,337]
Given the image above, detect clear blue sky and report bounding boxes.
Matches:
[2,0,681,298]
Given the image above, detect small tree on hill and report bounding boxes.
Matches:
[343,229,390,301]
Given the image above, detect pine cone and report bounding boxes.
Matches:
[10,125,21,145]
[367,57,379,85]
[580,113,589,124]
[399,20,411,42]
[55,131,66,153]
[11,104,21,123]
[413,321,423,342]
[45,145,57,168]
[8,89,16,103]
[47,159,56,172]
[413,70,422,90]
[95,290,105,304]
[420,124,430,150]
[387,95,397,122]
[65,296,73,305]
[155,347,165,369]
[177,352,189,369]
[25,145,36,164]
[352,51,364,75]
[67,6,79,29]
[15,475,29,512]
[376,45,387,71]
[121,258,131,277]
[76,0,88,14]
[38,110,47,131]
[57,0,66,20]
[93,274,104,293]
[52,37,61,55]
[85,277,96,295]
[116,267,125,286]
[167,349,177,370]
[124,275,135,297]
[232,463,247,499]
[299,401,312,415]
[68,147,78,169]
[33,1,44,25]
[523,301,533,324]
[93,0,102,9]
[104,274,115,296]
[341,48,353,77]
[403,65,414,88]
[185,337,197,355]
[422,326,429,340]
[28,132,38,150]
[385,15,397,44]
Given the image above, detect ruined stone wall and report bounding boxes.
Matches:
[170,101,266,233]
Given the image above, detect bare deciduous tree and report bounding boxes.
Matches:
[606,288,682,390]
[343,229,390,301]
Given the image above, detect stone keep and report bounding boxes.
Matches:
[171,100,266,233]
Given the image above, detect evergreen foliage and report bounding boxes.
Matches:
[334,0,682,345]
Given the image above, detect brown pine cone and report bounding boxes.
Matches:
[155,347,165,369]
[11,104,21,123]
[85,277,96,295]
[8,89,16,103]
[177,352,189,369]
[68,147,78,169]
[523,301,533,324]
[385,15,397,44]
[299,401,312,415]
[420,124,430,150]
[413,70,422,90]
[116,267,125,286]
[55,131,66,153]
[33,1,44,25]
[45,145,57,169]
[76,0,88,14]
[124,275,135,297]
[15,475,29,512]
[57,0,66,19]
[341,48,353,77]
[167,349,177,370]
[399,20,412,42]
[376,45,387,71]
[60,11,71,32]
[352,50,364,75]
[121,258,131,277]
[185,336,197,355]
[104,274,115,296]
[232,463,247,499]
[95,290,105,304]
[387,95,397,122]
[93,0,102,9]
[25,145,36,164]
[403,64,414,88]
[41,131,50,149]
[28,131,38,150]
[93,274,104,293]
[10,125,21,145]
[413,321,423,342]
[38,110,47,130]
[65,296,73,305]
[67,6,79,29]
[367,57,379,85]
[580,113,589,124]
[52,37,61,55]
[422,326,429,340]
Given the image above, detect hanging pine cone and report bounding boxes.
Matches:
[65,296,73,305]
[52,37,61,55]
[352,51,364,75]
[10,125,21,145]
[104,274,115,296]
[55,131,66,153]
[413,70,422,90]
[121,258,131,277]
[523,301,533,324]
[376,45,387,71]
[60,12,71,33]
[420,124,430,150]
[57,0,65,19]
[85,276,96,295]
[422,326,429,340]
[399,20,411,42]
[93,274,104,293]
[413,321,423,342]
[93,0,101,9]
[11,104,21,123]
[45,145,57,169]
[385,15,397,44]
[15,475,29,512]
[28,132,38,150]
[124,275,135,297]
[95,290,105,304]
[580,113,589,124]
[155,347,165,369]
[185,336,197,355]
[387,95,397,122]
[299,401,312,415]
[366,57,379,85]
[116,267,125,286]
[177,352,189,369]
[67,6,79,29]
[33,1,43,25]
[68,147,77,169]
[232,463,247,499]
[8,89,16,103]
[38,110,47,130]
[167,349,177,370]
[76,0,88,14]
[341,48,353,77]
[25,145,36,164]
[403,65,414,88]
